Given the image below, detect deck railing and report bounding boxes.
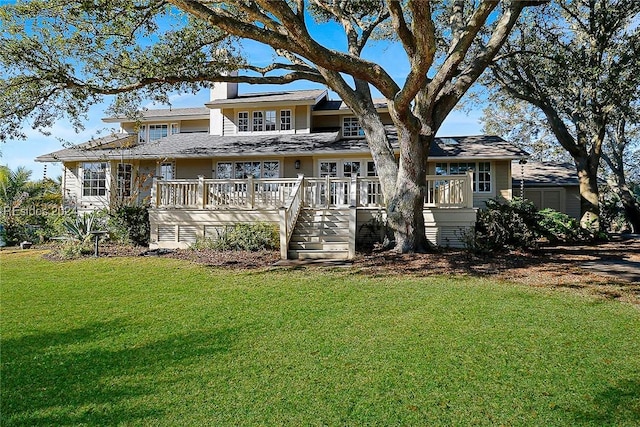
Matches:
[150,172,473,210]
[279,174,305,259]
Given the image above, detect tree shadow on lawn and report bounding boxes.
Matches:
[1,320,238,426]
[570,379,640,425]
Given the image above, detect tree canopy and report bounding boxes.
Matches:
[485,0,640,229]
[1,0,544,252]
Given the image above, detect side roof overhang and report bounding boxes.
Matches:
[205,89,328,110]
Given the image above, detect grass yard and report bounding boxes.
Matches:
[1,250,639,426]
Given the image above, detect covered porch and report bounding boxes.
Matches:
[149,172,476,259]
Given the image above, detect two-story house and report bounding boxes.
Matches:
[36,83,528,259]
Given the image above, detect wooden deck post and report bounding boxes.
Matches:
[248,175,255,209]
[197,175,205,209]
[348,205,357,259]
[279,206,288,260]
[350,176,358,207]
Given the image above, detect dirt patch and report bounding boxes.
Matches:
[36,236,639,306]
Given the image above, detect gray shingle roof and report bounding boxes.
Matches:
[206,89,327,107]
[36,129,528,163]
[512,161,579,187]
[103,107,210,122]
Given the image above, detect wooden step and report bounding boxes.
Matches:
[288,242,349,251]
[288,249,350,260]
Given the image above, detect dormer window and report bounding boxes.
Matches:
[149,124,168,141]
[265,110,277,131]
[280,110,292,130]
[252,111,264,131]
[238,109,293,133]
[138,123,178,143]
[343,117,364,137]
[238,112,249,132]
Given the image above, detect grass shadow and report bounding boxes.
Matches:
[1,319,238,426]
[571,379,640,425]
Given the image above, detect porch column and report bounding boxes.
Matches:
[150,177,158,208]
[466,170,474,208]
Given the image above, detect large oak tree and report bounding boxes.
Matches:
[487,0,640,230]
[1,0,543,252]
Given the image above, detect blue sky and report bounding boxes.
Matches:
[1,7,486,180]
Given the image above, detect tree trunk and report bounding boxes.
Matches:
[575,154,601,231]
[385,123,430,253]
[606,174,640,234]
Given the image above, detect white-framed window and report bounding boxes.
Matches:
[116,163,133,198]
[138,125,147,144]
[435,161,492,193]
[265,110,277,131]
[170,123,180,135]
[280,110,292,131]
[149,124,168,141]
[263,161,280,178]
[366,161,377,176]
[235,161,261,179]
[477,162,491,192]
[216,162,232,179]
[160,162,174,180]
[343,161,361,177]
[216,161,280,179]
[343,117,364,137]
[238,112,249,132]
[320,161,338,177]
[82,162,107,197]
[252,111,264,132]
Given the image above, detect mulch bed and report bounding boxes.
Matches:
[35,236,640,306]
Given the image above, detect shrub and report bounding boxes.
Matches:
[473,198,541,253]
[108,205,150,246]
[191,223,279,251]
[471,198,595,253]
[538,208,590,243]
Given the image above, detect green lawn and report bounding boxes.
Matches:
[2,251,639,426]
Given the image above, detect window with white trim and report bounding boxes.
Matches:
[252,111,264,131]
[82,162,107,197]
[366,161,378,176]
[170,123,180,135]
[280,110,292,131]
[343,161,361,177]
[343,117,364,137]
[238,112,249,132]
[160,162,174,180]
[216,161,280,179]
[149,124,168,141]
[265,110,277,131]
[435,161,492,193]
[138,125,147,143]
[477,162,491,192]
[116,163,133,198]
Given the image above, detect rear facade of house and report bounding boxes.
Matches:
[37,83,527,259]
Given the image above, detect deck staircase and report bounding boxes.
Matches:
[288,208,351,260]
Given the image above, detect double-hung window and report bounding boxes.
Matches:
[82,162,107,197]
[252,112,264,131]
[238,112,249,132]
[343,117,364,137]
[265,110,277,131]
[280,110,292,131]
[116,163,133,198]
